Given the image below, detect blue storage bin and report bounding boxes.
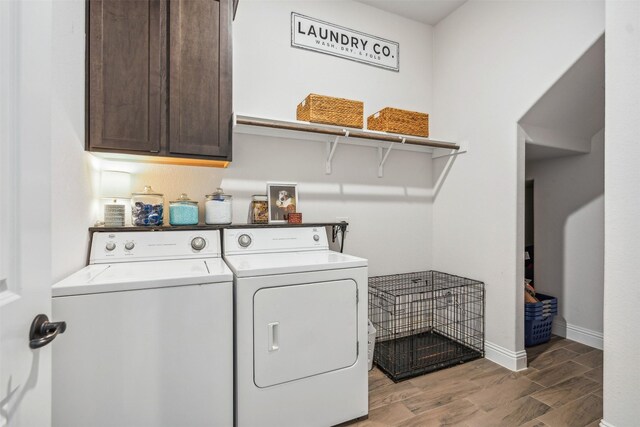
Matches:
[525,293,558,319]
[525,315,555,323]
[527,293,557,306]
[525,304,557,313]
[525,315,554,346]
[525,313,556,321]
[525,306,558,319]
[525,310,557,318]
[525,300,557,309]
[525,301,557,309]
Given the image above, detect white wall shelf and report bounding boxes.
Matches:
[233,114,463,177]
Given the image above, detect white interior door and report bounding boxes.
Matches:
[0,1,54,425]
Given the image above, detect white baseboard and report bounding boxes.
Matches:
[600,419,615,427]
[552,318,603,350]
[485,341,528,371]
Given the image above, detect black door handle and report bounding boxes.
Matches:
[29,314,66,349]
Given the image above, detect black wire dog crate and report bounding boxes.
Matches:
[369,271,485,382]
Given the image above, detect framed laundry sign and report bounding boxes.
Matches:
[291,12,400,72]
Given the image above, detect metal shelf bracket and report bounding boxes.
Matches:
[378,137,404,178]
[432,149,462,160]
[432,140,468,159]
[331,222,349,253]
[326,131,348,174]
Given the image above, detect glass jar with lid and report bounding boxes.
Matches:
[205,188,232,225]
[131,185,164,226]
[169,193,199,226]
[250,195,268,224]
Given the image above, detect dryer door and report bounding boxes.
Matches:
[253,279,358,388]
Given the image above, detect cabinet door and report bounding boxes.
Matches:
[88,0,163,153]
[169,0,232,159]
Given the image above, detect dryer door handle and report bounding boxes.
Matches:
[268,322,279,352]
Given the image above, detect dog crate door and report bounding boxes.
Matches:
[253,280,358,388]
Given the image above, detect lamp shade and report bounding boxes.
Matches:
[100,170,131,199]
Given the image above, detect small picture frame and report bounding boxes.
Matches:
[267,182,298,223]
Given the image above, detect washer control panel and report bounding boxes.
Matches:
[191,237,207,251]
[90,230,221,264]
[238,234,252,248]
[223,227,329,255]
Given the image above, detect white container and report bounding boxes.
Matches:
[368,319,376,371]
[205,188,233,225]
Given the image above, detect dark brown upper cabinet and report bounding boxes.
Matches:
[87,0,234,164]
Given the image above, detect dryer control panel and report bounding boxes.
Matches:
[223,227,329,255]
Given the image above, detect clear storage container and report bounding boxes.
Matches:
[205,188,232,225]
[169,193,199,226]
[131,185,164,226]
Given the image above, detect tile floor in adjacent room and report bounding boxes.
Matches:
[354,336,603,427]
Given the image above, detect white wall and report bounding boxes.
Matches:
[522,124,592,155]
[51,0,437,280]
[526,129,604,349]
[234,0,432,120]
[603,1,640,425]
[432,0,604,368]
[51,0,96,282]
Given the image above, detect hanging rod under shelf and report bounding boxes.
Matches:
[234,115,460,150]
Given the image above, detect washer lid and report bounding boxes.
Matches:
[52,258,233,297]
[223,250,367,277]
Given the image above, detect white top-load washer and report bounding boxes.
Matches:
[223,227,368,427]
[52,230,233,427]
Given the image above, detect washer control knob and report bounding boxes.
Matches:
[105,242,116,251]
[238,234,252,248]
[313,234,320,242]
[124,242,135,251]
[191,237,206,251]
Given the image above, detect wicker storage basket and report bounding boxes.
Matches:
[296,94,364,128]
[367,107,429,137]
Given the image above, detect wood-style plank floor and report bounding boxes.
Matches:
[352,336,603,427]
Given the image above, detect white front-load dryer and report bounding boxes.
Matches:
[223,227,368,427]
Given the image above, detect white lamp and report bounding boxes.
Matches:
[100,171,131,227]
